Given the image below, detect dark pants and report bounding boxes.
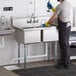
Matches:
[58,20,71,65]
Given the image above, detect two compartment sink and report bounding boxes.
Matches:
[22,23,57,30]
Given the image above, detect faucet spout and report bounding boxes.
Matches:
[27,13,38,23]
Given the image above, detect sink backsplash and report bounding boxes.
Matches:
[12,17,58,28]
[12,17,50,28]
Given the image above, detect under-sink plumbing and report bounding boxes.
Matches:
[27,13,38,23]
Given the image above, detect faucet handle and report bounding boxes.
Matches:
[36,19,38,23]
[27,19,32,23]
[33,19,38,23]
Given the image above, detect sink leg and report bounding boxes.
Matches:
[47,43,50,61]
[54,41,58,65]
[18,43,20,65]
[24,44,26,68]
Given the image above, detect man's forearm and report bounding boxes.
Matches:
[48,13,57,24]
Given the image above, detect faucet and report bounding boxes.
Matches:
[27,13,38,23]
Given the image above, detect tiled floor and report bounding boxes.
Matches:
[0,67,19,76]
[0,60,54,76]
[0,60,76,76]
[18,60,54,69]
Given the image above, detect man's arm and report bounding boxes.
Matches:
[48,12,58,24]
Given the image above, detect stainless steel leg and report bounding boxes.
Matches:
[43,43,48,61]
[24,44,26,68]
[18,42,20,65]
[47,43,50,61]
[54,41,57,65]
[43,43,46,60]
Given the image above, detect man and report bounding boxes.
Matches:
[47,0,71,69]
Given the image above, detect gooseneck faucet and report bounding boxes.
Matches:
[27,13,38,23]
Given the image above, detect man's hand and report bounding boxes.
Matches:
[45,22,50,27]
[42,22,51,27]
[47,1,56,12]
[52,8,56,12]
[47,1,53,9]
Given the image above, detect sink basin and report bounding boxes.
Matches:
[22,26,42,29]
[22,23,57,29]
[12,17,58,30]
[0,28,14,36]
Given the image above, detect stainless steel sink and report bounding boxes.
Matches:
[22,26,42,29]
[22,23,57,29]
[0,28,14,35]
